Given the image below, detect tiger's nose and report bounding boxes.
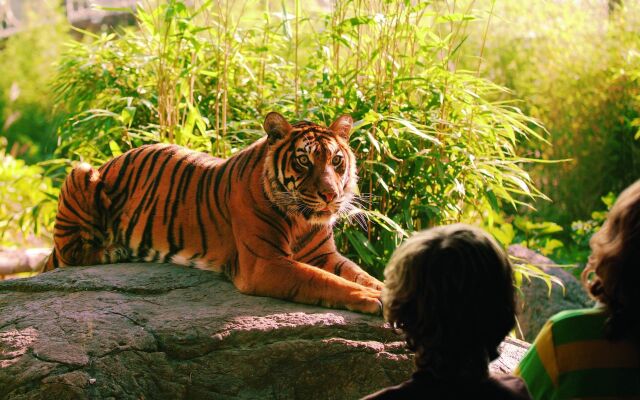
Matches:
[318,190,336,203]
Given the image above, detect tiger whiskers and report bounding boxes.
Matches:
[268,190,298,207]
[337,203,368,230]
[268,190,313,218]
[287,201,315,219]
[336,193,374,230]
[269,188,374,227]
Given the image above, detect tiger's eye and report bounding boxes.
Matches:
[331,155,343,166]
[297,155,310,166]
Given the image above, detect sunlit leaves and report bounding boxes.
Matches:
[0,143,56,247]
[45,0,553,282]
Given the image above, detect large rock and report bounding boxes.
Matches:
[0,263,528,399]
[510,245,594,342]
[0,248,49,277]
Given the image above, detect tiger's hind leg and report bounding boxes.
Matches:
[49,163,114,268]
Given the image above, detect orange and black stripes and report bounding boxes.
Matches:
[43,162,111,271]
[44,113,385,314]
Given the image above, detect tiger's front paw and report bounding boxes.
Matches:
[104,245,130,263]
[347,287,383,315]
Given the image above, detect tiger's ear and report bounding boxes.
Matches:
[329,115,353,140]
[263,112,292,144]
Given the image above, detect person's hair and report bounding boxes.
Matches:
[382,224,516,379]
[582,179,640,344]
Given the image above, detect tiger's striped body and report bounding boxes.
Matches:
[44,113,383,314]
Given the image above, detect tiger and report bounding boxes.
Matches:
[43,112,384,314]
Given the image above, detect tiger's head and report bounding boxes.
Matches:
[262,112,358,225]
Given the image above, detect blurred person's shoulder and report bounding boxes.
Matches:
[550,306,607,324]
[547,306,608,343]
[361,371,531,400]
[488,374,532,400]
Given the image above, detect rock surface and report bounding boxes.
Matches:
[0,263,528,400]
[510,245,594,342]
[0,248,49,277]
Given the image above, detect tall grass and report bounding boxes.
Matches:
[0,138,56,247]
[461,0,640,225]
[0,0,69,162]
[45,0,548,278]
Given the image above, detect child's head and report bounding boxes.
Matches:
[583,179,640,342]
[382,223,516,378]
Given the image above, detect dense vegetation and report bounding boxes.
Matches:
[1,0,638,283]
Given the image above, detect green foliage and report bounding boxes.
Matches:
[0,139,56,248]
[518,192,614,269]
[482,209,564,294]
[484,191,616,282]
[464,0,640,224]
[52,1,293,163]
[47,0,548,278]
[0,1,69,162]
[484,210,566,258]
[562,192,615,268]
[512,217,564,256]
[570,192,616,249]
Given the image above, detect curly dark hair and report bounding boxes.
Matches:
[382,224,516,379]
[582,179,640,344]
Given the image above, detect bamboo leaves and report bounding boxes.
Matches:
[50,0,549,279]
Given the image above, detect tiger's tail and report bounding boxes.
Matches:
[47,163,113,269]
[41,251,58,272]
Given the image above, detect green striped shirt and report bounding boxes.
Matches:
[516,307,640,399]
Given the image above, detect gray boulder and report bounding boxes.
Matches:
[0,263,528,399]
[0,248,49,276]
[510,245,594,342]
